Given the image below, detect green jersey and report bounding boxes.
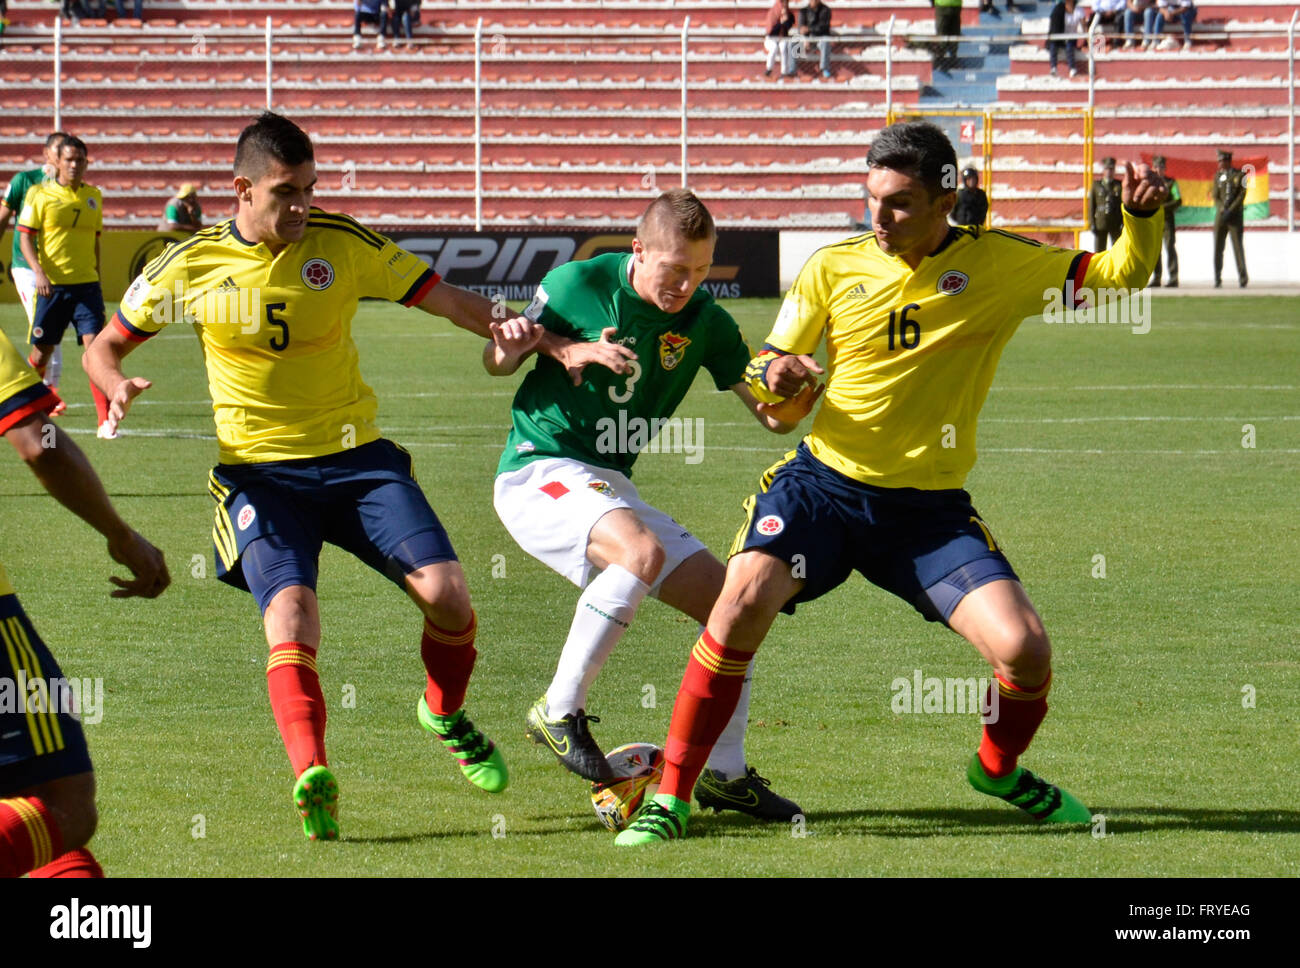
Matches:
[4,167,46,270]
[498,252,750,477]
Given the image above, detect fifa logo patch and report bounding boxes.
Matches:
[301,258,334,291]
[756,514,784,536]
[237,505,257,531]
[587,480,615,497]
[937,271,969,295]
[658,332,691,370]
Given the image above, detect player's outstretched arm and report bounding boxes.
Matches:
[4,413,170,598]
[416,279,503,339]
[83,323,150,435]
[1083,162,1167,292]
[731,381,824,434]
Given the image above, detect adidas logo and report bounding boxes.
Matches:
[846,283,873,300]
[214,276,239,293]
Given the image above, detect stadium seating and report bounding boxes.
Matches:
[0,1,1293,231]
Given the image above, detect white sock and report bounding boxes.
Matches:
[546,564,650,718]
[46,345,63,390]
[706,657,753,779]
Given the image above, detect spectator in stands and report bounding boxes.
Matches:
[1212,149,1247,288]
[979,1,1019,13]
[1153,0,1195,50]
[1047,0,1081,77]
[797,0,834,80]
[1150,155,1180,286]
[1122,0,1157,47]
[115,0,144,20]
[353,0,390,50]
[60,1,90,25]
[931,0,962,74]
[951,167,989,226]
[1091,0,1126,37]
[391,0,419,45]
[764,0,796,77]
[160,184,202,234]
[1088,156,1123,251]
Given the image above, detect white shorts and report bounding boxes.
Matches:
[493,457,708,592]
[11,267,37,327]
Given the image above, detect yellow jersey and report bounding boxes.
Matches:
[17,180,103,285]
[0,327,58,436]
[114,210,438,465]
[759,207,1163,489]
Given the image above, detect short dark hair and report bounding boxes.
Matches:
[637,189,716,247]
[59,135,88,158]
[44,131,68,152]
[234,112,314,178]
[1152,155,1166,167]
[866,121,958,198]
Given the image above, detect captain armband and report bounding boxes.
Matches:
[745,349,787,404]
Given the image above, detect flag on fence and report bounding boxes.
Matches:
[1143,154,1270,225]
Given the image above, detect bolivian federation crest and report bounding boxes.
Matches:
[658,332,691,370]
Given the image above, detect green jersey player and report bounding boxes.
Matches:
[487,190,819,820]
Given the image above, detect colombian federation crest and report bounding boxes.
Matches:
[658,332,691,370]
[756,514,784,536]
[301,258,334,290]
[237,505,257,531]
[937,271,969,295]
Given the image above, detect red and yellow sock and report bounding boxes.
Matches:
[0,796,63,879]
[29,847,103,878]
[420,611,477,716]
[91,381,110,425]
[267,641,327,777]
[26,351,47,381]
[977,673,1051,778]
[659,630,755,802]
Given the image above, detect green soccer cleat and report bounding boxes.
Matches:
[696,766,802,822]
[614,794,690,846]
[418,697,509,793]
[966,754,1092,824]
[293,765,340,842]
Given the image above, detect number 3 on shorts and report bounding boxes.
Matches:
[608,359,642,403]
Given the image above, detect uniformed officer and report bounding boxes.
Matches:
[1088,156,1123,251]
[1211,149,1247,288]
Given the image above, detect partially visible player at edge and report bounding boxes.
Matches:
[617,120,1167,845]
[84,111,627,842]
[0,132,68,415]
[487,190,818,819]
[17,135,113,434]
[0,328,169,877]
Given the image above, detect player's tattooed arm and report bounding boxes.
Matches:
[731,381,823,434]
[4,414,170,599]
[746,345,824,402]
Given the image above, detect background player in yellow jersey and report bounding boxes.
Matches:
[16,135,115,438]
[84,112,625,842]
[0,329,169,878]
[618,120,1168,845]
[0,132,68,415]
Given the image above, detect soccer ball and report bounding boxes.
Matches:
[589,742,665,832]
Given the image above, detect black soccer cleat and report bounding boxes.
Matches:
[695,766,803,822]
[525,696,617,783]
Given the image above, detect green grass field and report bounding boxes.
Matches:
[1,294,1296,877]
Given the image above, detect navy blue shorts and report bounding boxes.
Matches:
[729,442,1019,622]
[30,282,106,347]
[207,439,458,613]
[0,592,94,794]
